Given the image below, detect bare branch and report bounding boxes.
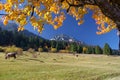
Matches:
[30,6,35,17]
[0,14,8,15]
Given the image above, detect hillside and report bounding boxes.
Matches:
[0,21,43,38]
[0,22,47,50]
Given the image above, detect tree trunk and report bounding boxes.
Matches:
[118,34,120,51]
[117,30,120,50]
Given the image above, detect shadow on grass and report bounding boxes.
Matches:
[95,72,120,80]
[29,58,44,63]
[17,58,45,63]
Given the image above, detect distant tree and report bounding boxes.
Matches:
[103,43,112,55]
[51,40,55,48]
[77,45,83,53]
[45,40,51,48]
[86,47,93,54]
[0,27,1,31]
[61,41,67,49]
[82,47,88,54]
[112,50,120,55]
[34,37,40,48]
[0,29,46,50]
[95,46,103,54]
[70,43,77,53]
[39,39,45,49]
[91,47,95,54]
[56,42,61,51]
[43,43,49,52]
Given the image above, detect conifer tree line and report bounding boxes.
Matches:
[0,27,119,55]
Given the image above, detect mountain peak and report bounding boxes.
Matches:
[50,34,83,44]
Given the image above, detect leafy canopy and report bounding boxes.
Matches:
[0,0,117,34]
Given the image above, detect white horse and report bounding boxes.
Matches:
[5,52,17,59]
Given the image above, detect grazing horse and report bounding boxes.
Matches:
[5,52,17,59]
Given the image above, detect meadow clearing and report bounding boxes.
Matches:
[0,52,120,80]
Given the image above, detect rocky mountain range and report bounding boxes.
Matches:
[50,34,84,44]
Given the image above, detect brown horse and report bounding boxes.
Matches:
[5,52,17,59]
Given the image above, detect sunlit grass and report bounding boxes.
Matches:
[0,52,120,80]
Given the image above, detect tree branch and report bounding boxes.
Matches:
[95,0,120,29]
[30,6,35,17]
[66,0,84,7]
[65,0,120,30]
[0,14,8,15]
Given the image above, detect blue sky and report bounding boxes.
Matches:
[25,11,119,49]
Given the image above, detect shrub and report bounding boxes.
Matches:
[28,48,37,58]
[28,48,35,53]
[82,47,88,53]
[38,48,43,52]
[5,45,18,53]
[59,50,70,53]
[51,48,57,53]
[17,48,23,55]
[4,45,23,55]
[0,46,4,52]
[32,53,37,58]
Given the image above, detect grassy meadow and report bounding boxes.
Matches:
[0,52,120,80]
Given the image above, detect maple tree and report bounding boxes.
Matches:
[0,0,120,48]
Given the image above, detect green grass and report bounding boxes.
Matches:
[0,52,120,80]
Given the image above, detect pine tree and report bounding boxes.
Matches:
[77,45,83,53]
[86,47,93,54]
[103,43,112,55]
[91,47,95,54]
[95,46,103,54]
[70,43,77,53]
[51,40,56,48]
